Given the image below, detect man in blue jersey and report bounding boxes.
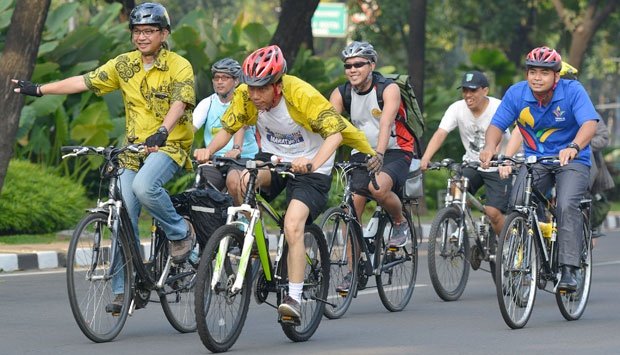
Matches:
[480,46,598,292]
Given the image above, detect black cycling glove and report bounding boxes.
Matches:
[367,152,384,174]
[16,80,43,97]
[145,127,168,148]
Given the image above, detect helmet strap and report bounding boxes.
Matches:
[267,83,283,111]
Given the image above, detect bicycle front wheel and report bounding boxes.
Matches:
[375,210,418,312]
[195,225,251,353]
[427,206,469,301]
[556,211,593,320]
[66,212,132,343]
[158,236,197,333]
[319,207,358,319]
[495,212,538,329]
[280,224,330,342]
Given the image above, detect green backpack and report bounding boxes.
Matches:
[338,72,425,156]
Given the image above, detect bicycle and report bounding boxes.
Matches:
[63,144,198,343]
[495,155,592,329]
[194,156,329,353]
[426,159,498,301]
[320,161,419,319]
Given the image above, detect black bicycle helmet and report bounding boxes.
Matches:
[129,2,171,31]
[211,58,242,78]
[341,41,378,63]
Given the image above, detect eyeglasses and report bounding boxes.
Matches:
[212,75,233,81]
[132,28,161,37]
[344,61,371,70]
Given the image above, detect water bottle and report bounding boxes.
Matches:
[189,244,200,264]
[363,207,381,238]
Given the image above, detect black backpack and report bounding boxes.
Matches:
[338,72,425,156]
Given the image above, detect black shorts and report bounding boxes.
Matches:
[254,152,332,223]
[350,150,412,196]
[197,158,250,191]
[462,167,512,213]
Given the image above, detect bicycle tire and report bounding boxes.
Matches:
[495,212,538,329]
[280,224,330,342]
[158,232,197,333]
[375,209,418,312]
[319,207,358,319]
[556,210,593,320]
[195,225,251,353]
[66,212,133,343]
[427,206,470,301]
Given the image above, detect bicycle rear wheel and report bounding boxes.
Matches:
[66,212,132,343]
[280,224,330,342]
[495,212,538,329]
[319,207,358,319]
[158,232,197,333]
[556,211,592,320]
[195,225,251,353]
[375,210,418,312]
[427,206,469,301]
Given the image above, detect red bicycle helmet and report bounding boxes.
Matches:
[525,46,562,72]
[241,45,287,86]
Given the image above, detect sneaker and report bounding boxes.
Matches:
[105,294,124,314]
[278,295,301,320]
[170,219,196,263]
[335,272,353,293]
[389,220,409,247]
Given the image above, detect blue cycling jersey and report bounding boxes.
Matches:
[491,79,598,166]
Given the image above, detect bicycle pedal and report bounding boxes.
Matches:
[279,315,301,326]
[337,290,349,297]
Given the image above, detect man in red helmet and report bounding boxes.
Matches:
[480,46,598,292]
[194,45,375,321]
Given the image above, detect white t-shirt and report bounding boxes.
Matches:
[438,97,509,170]
[349,87,399,153]
[256,98,334,175]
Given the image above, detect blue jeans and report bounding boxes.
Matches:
[112,152,187,294]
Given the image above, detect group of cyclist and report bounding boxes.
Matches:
[11,1,605,328]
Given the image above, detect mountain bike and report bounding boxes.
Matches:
[425,159,498,301]
[194,157,329,353]
[320,161,419,319]
[495,155,592,329]
[63,144,198,343]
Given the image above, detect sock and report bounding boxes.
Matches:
[288,282,303,303]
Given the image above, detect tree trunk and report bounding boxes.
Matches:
[271,0,320,67]
[0,0,51,194]
[552,0,618,71]
[408,0,426,112]
[106,0,136,22]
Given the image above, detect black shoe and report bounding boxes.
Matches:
[105,294,124,314]
[558,265,578,292]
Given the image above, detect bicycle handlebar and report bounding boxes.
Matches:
[60,144,145,160]
[334,161,380,190]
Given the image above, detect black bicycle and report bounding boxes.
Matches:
[426,159,498,301]
[495,155,593,329]
[63,144,198,342]
[320,161,419,319]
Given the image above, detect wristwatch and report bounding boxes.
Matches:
[232,144,241,151]
[157,126,169,136]
[567,142,581,153]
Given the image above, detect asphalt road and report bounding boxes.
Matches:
[1,231,619,355]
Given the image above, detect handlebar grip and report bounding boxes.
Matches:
[61,146,83,153]
[370,173,380,190]
[306,163,313,173]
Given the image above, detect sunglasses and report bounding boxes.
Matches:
[344,61,371,70]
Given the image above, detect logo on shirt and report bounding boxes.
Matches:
[264,127,304,145]
[371,108,382,119]
[553,106,565,122]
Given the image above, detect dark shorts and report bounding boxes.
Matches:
[350,150,412,196]
[462,167,512,213]
[197,158,251,191]
[255,152,332,223]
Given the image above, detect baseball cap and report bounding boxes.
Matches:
[458,71,489,89]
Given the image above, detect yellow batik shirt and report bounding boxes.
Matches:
[221,74,374,155]
[84,48,196,171]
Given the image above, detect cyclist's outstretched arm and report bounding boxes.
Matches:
[420,128,449,170]
[194,129,233,162]
[12,75,88,96]
[295,132,342,174]
[481,124,505,167]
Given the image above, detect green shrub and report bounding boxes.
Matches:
[0,160,89,235]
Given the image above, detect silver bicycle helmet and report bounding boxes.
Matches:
[211,58,242,78]
[341,41,378,63]
[129,2,171,31]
